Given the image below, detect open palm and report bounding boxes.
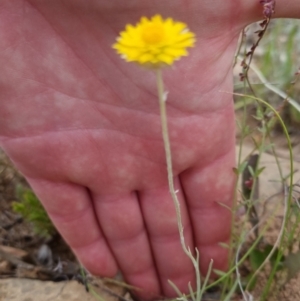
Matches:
[0,0,297,299]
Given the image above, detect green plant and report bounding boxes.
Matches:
[229,14,300,300]
[12,186,56,238]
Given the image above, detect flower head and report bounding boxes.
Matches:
[113,15,196,68]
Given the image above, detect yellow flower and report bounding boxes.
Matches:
[113,15,196,67]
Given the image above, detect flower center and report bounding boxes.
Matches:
[141,24,165,45]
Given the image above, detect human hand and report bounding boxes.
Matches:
[0,0,298,299]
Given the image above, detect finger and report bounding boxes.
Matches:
[92,192,161,300]
[26,178,118,276]
[181,147,236,274]
[139,178,195,297]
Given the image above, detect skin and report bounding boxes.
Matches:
[0,0,299,299]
